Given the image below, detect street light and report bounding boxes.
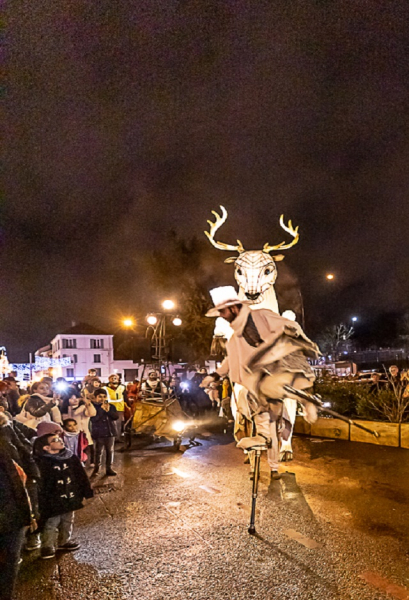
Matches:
[145,301,182,366]
[123,318,134,328]
[162,299,175,310]
[352,316,358,323]
[326,273,334,281]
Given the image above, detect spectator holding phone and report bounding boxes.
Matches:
[90,389,118,478]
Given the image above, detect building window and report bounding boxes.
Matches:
[73,354,78,363]
[66,368,74,378]
[62,339,76,349]
[93,354,101,363]
[90,339,104,349]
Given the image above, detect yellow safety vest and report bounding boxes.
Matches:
[104,385,125,412]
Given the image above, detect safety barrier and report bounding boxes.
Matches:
[293,416,409,449]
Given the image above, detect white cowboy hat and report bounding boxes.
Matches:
[205,286,250,317]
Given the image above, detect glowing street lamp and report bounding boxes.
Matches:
[172,317,182,327]
[352,316,358,323]
[123,318,134,328]
[326,273,334,281]
[147,314,158,326]
[162,299,175,310]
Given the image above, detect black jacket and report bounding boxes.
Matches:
[90,403,118,439]
[0,415,40,480]
[0,440,32,534]
[35,448,93,524]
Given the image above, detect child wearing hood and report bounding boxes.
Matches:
[61,388,96,465]
[62,419,88,464]
[34,432,93,559]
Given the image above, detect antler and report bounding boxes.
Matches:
[204,205,245,253]
[263,215,300,253]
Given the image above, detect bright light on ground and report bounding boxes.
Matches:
[162,299,175,310]
[172,420,185,432]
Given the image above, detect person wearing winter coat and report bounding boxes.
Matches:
[62,388,96,464]
[0,439,33,600]
[0,398,42,553]
[90,388,119,478]
[2,377,21,416]
[34,433,93,560]
[20,381,62,429]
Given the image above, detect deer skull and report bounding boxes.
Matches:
[205,206,299,308]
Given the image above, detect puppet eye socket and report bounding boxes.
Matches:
[236,268,243,276]
[264,268,272,275]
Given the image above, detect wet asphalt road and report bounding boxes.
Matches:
[16,422,409,600]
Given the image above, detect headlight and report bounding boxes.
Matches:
[172,420,185,433]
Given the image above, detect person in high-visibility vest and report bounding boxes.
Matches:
[103,374,127,442]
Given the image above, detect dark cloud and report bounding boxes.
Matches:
[3,1,409,360]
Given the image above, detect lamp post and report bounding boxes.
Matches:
[146,300,182,369]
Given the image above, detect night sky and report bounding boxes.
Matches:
[3,1,409,361]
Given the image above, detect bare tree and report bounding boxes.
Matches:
[357,370,409,423]
[317,324,354,361]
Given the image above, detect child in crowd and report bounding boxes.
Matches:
[34,432,93,559]
[90,389,118,478]
[62,419,88,464]
[61,388,96,465]
[81,377,102,403]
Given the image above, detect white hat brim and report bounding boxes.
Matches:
[205,298,251,317]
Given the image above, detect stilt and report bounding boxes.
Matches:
[248,448,262,535]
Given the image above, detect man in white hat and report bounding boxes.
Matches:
[203,286,320,479]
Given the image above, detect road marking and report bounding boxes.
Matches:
[283,529,321,549]
[360,571,409,599]
[171,468,191,478]
[199,485,221,494]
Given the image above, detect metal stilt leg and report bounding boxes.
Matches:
[248,448,262,535]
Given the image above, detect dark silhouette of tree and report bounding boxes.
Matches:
[145,232,220,363]
[317,324,354,361]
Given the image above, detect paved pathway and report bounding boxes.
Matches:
[16,430,409,599]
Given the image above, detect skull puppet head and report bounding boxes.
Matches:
[226,251,284,304]
[205,206,299,306]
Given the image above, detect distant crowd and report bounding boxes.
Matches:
[318,364,409,396]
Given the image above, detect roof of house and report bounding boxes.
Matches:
[59,323,111,336]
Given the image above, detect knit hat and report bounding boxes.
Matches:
[36,421,63,437]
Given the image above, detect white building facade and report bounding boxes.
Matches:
[48,324,136,382]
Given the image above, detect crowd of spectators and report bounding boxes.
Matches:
[0,366,233,599]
